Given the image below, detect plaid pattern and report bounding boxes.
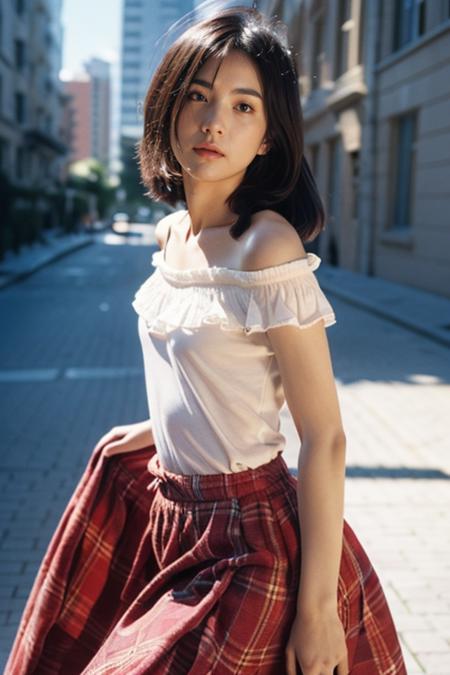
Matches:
[5,445,406,674]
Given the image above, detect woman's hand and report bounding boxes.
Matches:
[285,606,349,675]
[93,420,155,458]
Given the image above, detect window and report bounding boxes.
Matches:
[327,138,341,223]
[336,0,352,77]
[16,146,25,179]
[0,137,8,170]
[326,137,341,265]
[393,0,426,51]
[15,92,26,124]
[309,143,320,178]
[310,13,324,90]
[358,0,365,64]
[350,150,360,219]
[15,39,25,70]
[391,111,417,228]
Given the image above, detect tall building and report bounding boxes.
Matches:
[119,0,195,199]
[63,74,91,165]
[0,0,66,189]
[63,58,112,171]
[120,0,195,142]
[86,58,111,169]
[257,0,450,298]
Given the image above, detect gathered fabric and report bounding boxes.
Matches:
[132,249,336,337]
[6,443,406,675]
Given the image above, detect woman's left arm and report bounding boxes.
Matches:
[267,319,349,675]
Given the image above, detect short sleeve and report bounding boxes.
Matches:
[243,274,336,334]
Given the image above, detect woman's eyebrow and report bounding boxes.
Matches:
[191,78,263,100]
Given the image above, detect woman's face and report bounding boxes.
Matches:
[170,49,270,185]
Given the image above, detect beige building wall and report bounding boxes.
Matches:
[375,4,450,296]
[257,0,450,298]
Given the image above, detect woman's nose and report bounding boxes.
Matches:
[200,106,225,135]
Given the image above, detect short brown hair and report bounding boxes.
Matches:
[138,6,325,242]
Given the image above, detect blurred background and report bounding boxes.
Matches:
[0,1,449,673]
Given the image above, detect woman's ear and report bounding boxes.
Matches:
[257,138,271,156]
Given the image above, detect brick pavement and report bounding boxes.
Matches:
[0,234,449,672]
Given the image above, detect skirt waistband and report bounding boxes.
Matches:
[146,451,292,502]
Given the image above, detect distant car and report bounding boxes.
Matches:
[113,212,130,223]
[135,206,152,223]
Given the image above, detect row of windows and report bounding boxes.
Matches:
[308,109,417,231]
[310,0,450,91]
[389,0,449,54]
[122,105,140,114]
[310,0,365,90]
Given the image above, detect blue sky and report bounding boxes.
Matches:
[61,0,121,75]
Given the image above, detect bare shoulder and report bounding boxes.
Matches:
[241,209,307,271]
[154,209,186,249]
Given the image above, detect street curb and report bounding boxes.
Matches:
[0,237,95,291]
[319,278,450,350]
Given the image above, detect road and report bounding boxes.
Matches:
[0,233,449,673]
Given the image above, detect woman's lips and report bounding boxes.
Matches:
[193,148,225,159]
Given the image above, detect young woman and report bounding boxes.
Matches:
[6,6,407,675]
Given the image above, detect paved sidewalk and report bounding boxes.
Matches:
[0,227,100,290]
[317,262,450,349]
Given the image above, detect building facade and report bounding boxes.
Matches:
[0,0,66,190]
[257,0,450,298]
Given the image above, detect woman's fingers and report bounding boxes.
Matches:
[285,647,297,675]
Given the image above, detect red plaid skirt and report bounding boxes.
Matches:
[5,443,406,674]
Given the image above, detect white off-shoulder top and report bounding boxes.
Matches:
[131,248,336,475]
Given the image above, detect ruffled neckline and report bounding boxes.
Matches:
[152,248,322,287]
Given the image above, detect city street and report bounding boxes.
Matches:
[0,235,449,673]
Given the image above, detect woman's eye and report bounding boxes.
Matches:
[236,102,253,113]
[187,90,205,101]
[186,91,253,113]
